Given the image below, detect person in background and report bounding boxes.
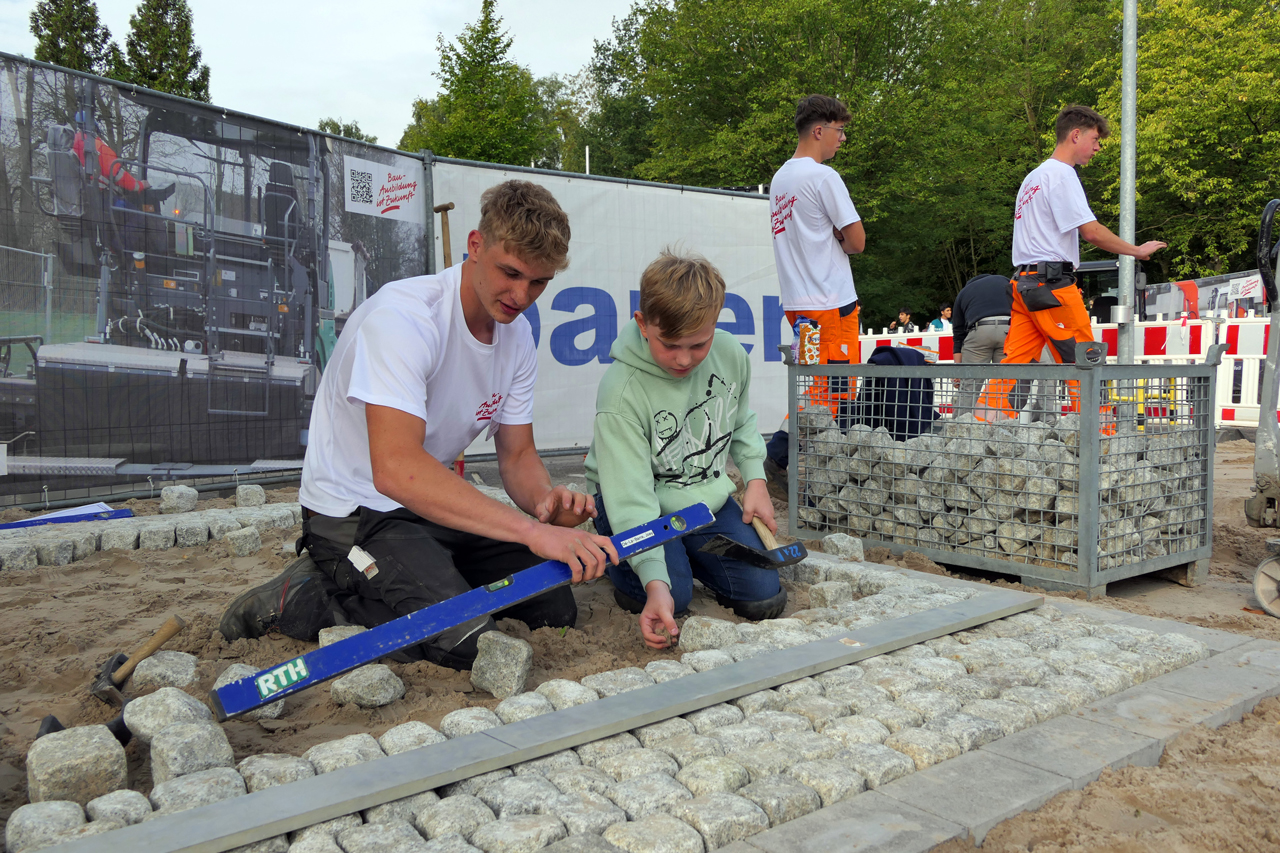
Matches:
[951,273,1014,413]
[888,308,918,333]
[930,304,953,332]
[764,94,866,496]
[1004,105,1164,370]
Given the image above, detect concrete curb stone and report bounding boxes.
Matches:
[877,750,1071,845]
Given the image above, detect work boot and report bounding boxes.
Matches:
[613,587,688,618]
[764,457,789,502]
[218,553,332,642]
[613,587,646,615]
[718,588,788,621]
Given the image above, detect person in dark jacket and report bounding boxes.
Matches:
[952,273,1014,413]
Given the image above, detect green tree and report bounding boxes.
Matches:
[318,118,378,145]
[576,0,1114,327]
[399,0,547,165]
[853,0,1114,323]
[1091,0,1280,280]
[29,0,121,76]
[533,74,588,171]
[116,0,211,101]
[578,4,655,179]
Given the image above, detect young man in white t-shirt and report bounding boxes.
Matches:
[764,95,866,487]
[1003,105,1166,370]
[219,181,618,669]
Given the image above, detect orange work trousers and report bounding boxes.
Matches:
[787,305,860,417]
[976,272,1094,419]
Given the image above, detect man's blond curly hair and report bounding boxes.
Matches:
[477,181,571,271]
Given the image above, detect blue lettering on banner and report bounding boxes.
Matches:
[550,287,617,366]
[525,303,540,348]
[717,293,754,353]
[533,290,791,367]
[763,295,786,362]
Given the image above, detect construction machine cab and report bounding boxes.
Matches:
[33,81,330,364]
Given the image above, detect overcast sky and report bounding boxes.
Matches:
[0,0,635,147]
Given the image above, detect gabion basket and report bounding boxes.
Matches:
[786,344,1218,597]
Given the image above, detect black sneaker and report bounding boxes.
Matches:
[718,588,788,621]
[219,553,329,641]
[764,457,789,502]
[613,587,646,615]
[613,587,690,619]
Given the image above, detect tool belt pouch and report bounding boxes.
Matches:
[1016,270,1071,312]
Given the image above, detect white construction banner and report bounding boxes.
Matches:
[1229,274,1263,302]
[430,162,789,451]
[344,155,425,225]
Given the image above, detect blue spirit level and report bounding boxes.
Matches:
[210,503,714,720]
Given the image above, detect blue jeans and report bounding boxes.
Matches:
[593,495,782,613]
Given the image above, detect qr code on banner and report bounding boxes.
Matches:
[350,170,374,204]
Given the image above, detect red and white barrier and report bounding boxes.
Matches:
[869,316,1277,429]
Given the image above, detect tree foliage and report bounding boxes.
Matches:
[29,0,121,76]
[1091,0,1280,279]
[116,0,211,102]
[575,0,1279,328]
[399,0,550,166]
[318,118,378,145]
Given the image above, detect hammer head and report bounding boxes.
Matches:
[698,535,807,569]
[90,652,129,706]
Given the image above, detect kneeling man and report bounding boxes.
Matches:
[220,180,617,669]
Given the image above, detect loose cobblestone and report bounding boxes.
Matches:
[414,795,495,841]
[739,775,822,826]
[651,734,724,768]
[674,756,750,796]
[605,771,693,820]
[666,791,769,848]
[576,733,642,768]
[786,758,866,807]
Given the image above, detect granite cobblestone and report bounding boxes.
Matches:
[42,555,1218,850]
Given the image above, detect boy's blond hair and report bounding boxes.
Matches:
[477,180,571,271]
[637,251,726,337]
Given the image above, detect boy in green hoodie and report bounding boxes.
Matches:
[585,252,787,649]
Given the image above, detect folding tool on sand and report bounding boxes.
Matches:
[698,516,807,569]
[211,503,715,720]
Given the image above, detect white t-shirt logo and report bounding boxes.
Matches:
[771,193,798,236]
[475,393,504,422]
[1015,184,1041,221]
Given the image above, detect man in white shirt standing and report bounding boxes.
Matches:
[1004,105,1165,370]
[220,181,617,670]
[764,95,866,490]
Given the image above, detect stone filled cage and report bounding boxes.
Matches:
[785,345,1219,596]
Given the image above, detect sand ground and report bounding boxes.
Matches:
[0,440,1277,850]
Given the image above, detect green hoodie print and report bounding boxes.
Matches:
[654,371,737,485]
[585,320,767,589]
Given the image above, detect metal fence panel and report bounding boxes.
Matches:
[787,348,1215,595]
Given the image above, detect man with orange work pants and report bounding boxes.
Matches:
[996,105,1165,415]
[765,95,866,491]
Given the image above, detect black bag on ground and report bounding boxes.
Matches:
[852,345,940,441]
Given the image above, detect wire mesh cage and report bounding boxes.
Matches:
[787,344,1216,596]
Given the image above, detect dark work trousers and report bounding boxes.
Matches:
[593,495,781,614]
[301,506,576,670]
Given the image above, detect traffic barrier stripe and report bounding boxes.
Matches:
[873,317,1277,428]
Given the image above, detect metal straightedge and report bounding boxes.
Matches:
[211,504,717,720]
